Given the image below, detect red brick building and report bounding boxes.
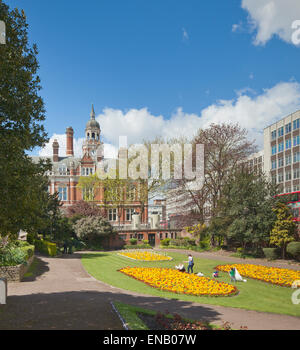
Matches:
[34,105,148,227]
[33,106,183,246]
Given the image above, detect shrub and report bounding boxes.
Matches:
[0,245,26,266]
[160,238,171,247]
[27,233,38,245]
[73,216,116,247]
[129,238,138,245]
[199,240,210,249]
[286,242,300,261]
[34,239,57,256]
[124,244,152,249]
[263,248,279,260]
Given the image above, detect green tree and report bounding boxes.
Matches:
[216,169,278,251]
[270,202,296,259]
[0,2,49,236]
[73,216,116,248]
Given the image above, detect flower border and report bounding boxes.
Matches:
[118,267,238,298]
[117,251,173,262]
[215,264,300,288]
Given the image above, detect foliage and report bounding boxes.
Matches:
[170,123,256,226]
[0,241,34,266]
[185,223,206,239]
[262,248,279,260]
[124,244,152,249]
[0,2,50,236]
[66,200,102,218]
[286,242,300,261]
[215,169,278,250]
[270,202,296,259]
[160,238,171,246]
[73,216,115,247]
[34,239,57,256]
[129,238,138,245]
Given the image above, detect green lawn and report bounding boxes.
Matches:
[81,251,300,317]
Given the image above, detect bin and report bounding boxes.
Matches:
[0,278,7,304]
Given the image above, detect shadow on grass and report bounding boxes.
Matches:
[0,290,223,330]
[80,252,111,259]
[22,257,50,282]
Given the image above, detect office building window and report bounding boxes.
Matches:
[271,130,277,140]
[278,127,284,137]
[294,168,300,179]
[286,154,292,165]
[271,160,277,169]
[278,158,284,167]
[272,145,277,155]
[293,135,300,147]
[293,118,300,130]
[286,139,292,150]
[286,170,292,181]
[271,174,277,184]
[294,152,300,163]
[278,142,284,152]
[286,123,292,134]
[294,185,300,191]
[278,173,284,183]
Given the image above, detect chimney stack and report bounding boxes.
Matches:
[66,127,74,157]
[52,139,59,162]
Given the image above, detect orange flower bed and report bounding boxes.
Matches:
[215,264,300,288]
[119,267,238,297]
[118,251,172,261]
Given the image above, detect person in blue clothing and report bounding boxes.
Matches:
[186,254,194,274]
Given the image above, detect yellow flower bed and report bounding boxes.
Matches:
[215,264,300,288]
[119,267,238,297]
[118,250,172,261]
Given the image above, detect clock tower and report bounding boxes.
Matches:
[82,104,102,159]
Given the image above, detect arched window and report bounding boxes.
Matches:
[92,132,95,139]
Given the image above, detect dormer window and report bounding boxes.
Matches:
[59,165,68,175]
[81,167,94,176]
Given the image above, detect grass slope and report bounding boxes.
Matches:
[81,251,300,317]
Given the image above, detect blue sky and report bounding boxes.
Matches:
[4,0,300,156]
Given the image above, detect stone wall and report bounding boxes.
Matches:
[0,255,34,282]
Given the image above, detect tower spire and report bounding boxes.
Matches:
[90,104,95,120]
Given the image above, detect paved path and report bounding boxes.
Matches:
[1,253,300,330]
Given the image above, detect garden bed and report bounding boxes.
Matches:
[119,267,238,297]
[0,255,34,282]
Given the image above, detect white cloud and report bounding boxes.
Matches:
[38,81,300,157]
[241,0,300,45]
[232,22,243,33]
[38,134,85,158]
[38,134,118,159]
[198,81,300,146]
[182,27,189,41]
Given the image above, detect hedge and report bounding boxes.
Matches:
[263,248,279,260]
[34,239,57,256]
[286,242,300,261]
[124,244,152,250]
